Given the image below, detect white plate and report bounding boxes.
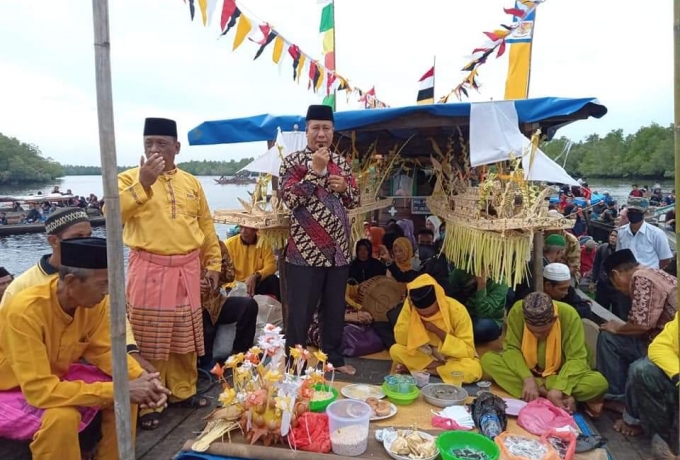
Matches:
[341,384,385,400]
[383,430,439,460]
[370,402,398,421]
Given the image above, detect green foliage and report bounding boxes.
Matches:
[542,123,674,179]
[61,158,254,176]
[0,133,63,184]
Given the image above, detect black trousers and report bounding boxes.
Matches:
[285,263,348,367]
[201,296,259,365]
[256,274,281,301]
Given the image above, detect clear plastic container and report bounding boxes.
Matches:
[326,400,371,456]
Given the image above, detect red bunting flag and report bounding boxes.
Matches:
[220,0,236,31]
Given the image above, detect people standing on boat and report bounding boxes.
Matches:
[0,238,171,459]
[279,104,359,375]
[224,226,280,300]
[596,249,677,434]
[481,292,608,414]
[0,267,12,302]
[617,197,673,270]
[391,275,482,384]
[119,117,221,429]
[623,313,678,448]
[590,230,622,318]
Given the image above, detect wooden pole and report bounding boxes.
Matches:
[91,1,134,458]
[673,0,679,446]
[532,231,544,292]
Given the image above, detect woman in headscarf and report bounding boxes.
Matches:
[481,292,608,414]
[397,219,417,250]
[425,216,442,242]
[381,237,418,283]
[369,226,385,258]
[348,239,386,283]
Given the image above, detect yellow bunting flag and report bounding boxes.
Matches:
[233,15,252,51]
[272,35,284,63]
[296,54,306,83]
[504,1,536,99]
[198,0,208,25]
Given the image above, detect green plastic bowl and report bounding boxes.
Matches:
[309,384,338,412]
[436,431,500,460]
[381,382,419,406]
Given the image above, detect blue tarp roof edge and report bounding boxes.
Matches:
[188,97,607,146]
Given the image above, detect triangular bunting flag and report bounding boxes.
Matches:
[198,0,208,25]
[220,7,241,36]
[233,15,253,50]
[254,31,277,60]
[220,0,236,31]
[272,35,284,63]
[188,0,196,20]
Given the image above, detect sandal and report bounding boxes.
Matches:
[139,412,161,431]
[171,395,210,409]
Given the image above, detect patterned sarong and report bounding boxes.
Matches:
[126,249,204,361]
[0,363,108,441]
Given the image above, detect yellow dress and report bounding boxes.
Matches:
[648,312,678,378]
[0,278,144,460]
[390,274,482,384]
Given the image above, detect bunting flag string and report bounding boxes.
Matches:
[183,0,389,108]
[438,0,545,103]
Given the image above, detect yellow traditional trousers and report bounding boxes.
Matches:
[390,344,482,384]
[140,352,197,417]
[481,352,608,401]
[31,404,138,460]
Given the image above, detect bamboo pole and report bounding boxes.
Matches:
[532,231,544,292]
[91,1,134,458]
[674,0,679,447]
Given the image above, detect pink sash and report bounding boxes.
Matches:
[0,363,109,441]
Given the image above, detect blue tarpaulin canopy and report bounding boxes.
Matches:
[188,97,607,146]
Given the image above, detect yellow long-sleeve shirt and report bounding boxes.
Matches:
[648,312,678,381]
[0,255,138,351]
[224,235,277,288]
[118,167,221,272]
[0,278,145,408]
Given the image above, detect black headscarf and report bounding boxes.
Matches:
[348,239,386,283]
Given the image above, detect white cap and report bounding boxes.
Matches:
[543,263,571,282]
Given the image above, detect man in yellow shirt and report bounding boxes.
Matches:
[0,207,152,372]
[224,225,279,299]
[119,117,221,429]
[0,237,170,460]
[618,313,678,450]
[390,274,482,384]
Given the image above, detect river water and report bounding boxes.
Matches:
[0,175,675,275]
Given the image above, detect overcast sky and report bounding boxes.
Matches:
[0,0,673,166]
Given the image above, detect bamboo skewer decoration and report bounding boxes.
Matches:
[427,132,573,288]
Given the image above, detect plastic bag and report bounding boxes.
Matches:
[495,432,560,460]
[228,282,248,297]
[254,294,283,339]
[517,398,576,436]
[288,412,331,453]
[341,324,384,357]
[541,429,576,460]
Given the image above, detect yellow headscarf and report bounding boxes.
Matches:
[393,237,414,273]
[404,274,453,352]
[521,301,562,377]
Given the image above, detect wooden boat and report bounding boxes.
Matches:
[213,175,257,185]
[0,216,106,237]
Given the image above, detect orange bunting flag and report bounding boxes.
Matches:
[296,55,307,83]
[233,15,252,50]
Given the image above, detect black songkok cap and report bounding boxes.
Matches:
[143,117,178,137]
[603,248,638,276]
[61,237,108,269]
[44,207,89,235]
[0,267,10,278]
[306,105,334,122]
[409,285,437,309]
